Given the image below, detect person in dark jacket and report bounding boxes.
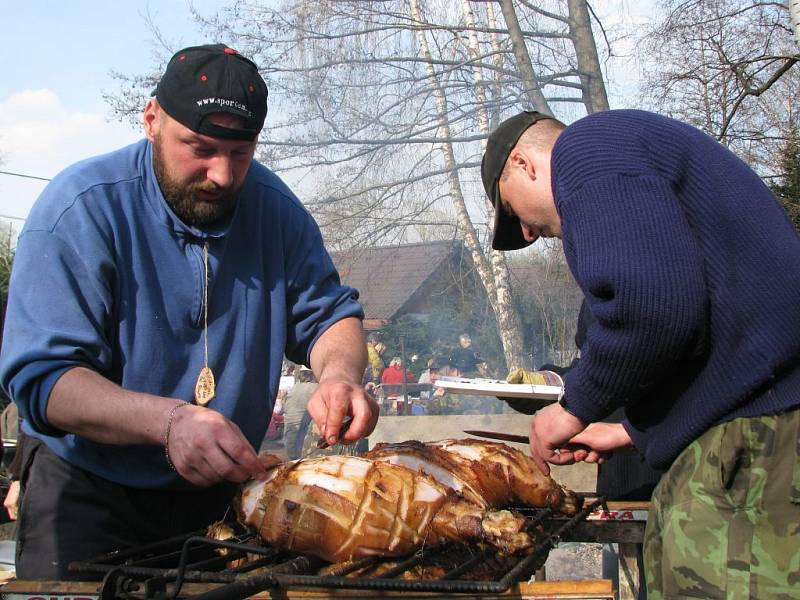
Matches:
[540,300,658,600]
[482,109,800,599]
[540,300,662,503]
[448,334,487,377]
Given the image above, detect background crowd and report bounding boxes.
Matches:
[266,330,512,460]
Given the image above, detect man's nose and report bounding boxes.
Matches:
[206,156,235,188]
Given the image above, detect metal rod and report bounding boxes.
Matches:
[272,572,508,594]
[368,550,426,579]
[171,537,280,598]
[226,552,283,574]
[74,529,207,565]
[186,556,323,600]
[527,506,554,528]
[399,334,408,410]
[69,562,240,584]
[438,549,489,580]
[73,499,608,599]
[321,556,379,577]
[499,496,606,587]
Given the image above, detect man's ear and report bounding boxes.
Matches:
[143,98,160,142]
[508,147,536,180]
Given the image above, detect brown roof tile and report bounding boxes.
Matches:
[332,240,464,324]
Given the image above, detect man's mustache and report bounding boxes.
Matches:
[193,182,228,195]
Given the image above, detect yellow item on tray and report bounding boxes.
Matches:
[506,368,563,387]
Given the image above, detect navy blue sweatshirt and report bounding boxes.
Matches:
[552,110,800,470]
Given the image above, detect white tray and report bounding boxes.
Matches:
[433,376,563,401]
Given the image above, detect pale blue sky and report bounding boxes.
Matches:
[0,0,650,230]
[0,1,228,225]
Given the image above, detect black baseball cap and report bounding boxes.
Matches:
[155,44,268,141]
[481,111,553,251]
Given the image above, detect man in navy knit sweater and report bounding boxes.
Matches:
[482,110,800,599]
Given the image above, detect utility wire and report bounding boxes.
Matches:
[0,214,26,222]
[0,171,43,223]
[0,170,51,182]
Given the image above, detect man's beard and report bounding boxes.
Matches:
[152,134,240,227]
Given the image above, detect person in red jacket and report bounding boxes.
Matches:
[381,357,416,414]
[381,357,417,385]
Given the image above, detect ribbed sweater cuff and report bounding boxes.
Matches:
[621,419,649,455]
[563,370,618,424]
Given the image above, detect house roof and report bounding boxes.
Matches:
[507,262,574,290]
[331,240,465,328]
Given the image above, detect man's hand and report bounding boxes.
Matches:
[528,402,587,475]
[45,367,268,487]
[166,404,268,487]
[307,381,379,447]
[566,422,633,459]
[308,317,380,447]
[4,480,20,520]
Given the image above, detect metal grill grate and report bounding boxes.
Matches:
[69,498,607,600]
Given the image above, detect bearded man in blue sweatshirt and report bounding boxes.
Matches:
[482,110,800,599]
[0,44,379,580]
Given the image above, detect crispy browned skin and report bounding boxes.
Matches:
[236,454,537,563]
[365,438,580,515]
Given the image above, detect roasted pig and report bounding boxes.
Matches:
[237,453,536,563]
[236,439,579,563]
[365,438,579,515]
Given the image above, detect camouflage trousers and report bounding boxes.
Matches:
[644,407,800,599]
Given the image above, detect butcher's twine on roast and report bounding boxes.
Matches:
[235,439,579,564]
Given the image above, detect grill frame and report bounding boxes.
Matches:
[60,498,627,600]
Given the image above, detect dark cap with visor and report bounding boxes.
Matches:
[155,44,268,142]
[481,111,553,251]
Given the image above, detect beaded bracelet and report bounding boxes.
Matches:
[164,402,190,471]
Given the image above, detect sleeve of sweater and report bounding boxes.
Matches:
[0,228,114,437]
[557,173,707,428]
[281,202,364,365]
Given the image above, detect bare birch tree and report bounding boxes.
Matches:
[108,0,611,370]
[639,0,799,173]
